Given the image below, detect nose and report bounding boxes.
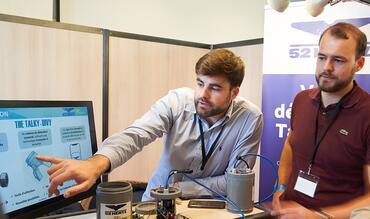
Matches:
[323,59,334,73]
[199,86,210,99]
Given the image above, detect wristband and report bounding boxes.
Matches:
[276,184,286,191]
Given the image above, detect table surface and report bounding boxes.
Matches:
[40,199,271,219]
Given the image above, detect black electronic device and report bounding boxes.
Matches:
[187,199,226,209]
[0,100,100,219]
[179,195,213,200]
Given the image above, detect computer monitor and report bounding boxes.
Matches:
[0,100,100,219]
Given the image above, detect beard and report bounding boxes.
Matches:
[195,97,231,119]
[315,71,354,93]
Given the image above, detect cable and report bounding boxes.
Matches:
[235,153,278,203]
[181,173,246,219]
[164,153,277,217]
[234,155,250,169]
[165,169,193,189]
[165,170,176,189]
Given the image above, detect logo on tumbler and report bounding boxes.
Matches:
[105,204,127,215]
[106,204,126,211]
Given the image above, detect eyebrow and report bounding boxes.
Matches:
[210,83,223,89]
[196,78,224,89]
[317,52,346,60]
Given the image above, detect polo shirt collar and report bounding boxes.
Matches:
[308,80,361,109]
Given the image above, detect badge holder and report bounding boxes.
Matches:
[294,170,320,198]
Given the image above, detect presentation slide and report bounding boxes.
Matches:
[0,107,94,214]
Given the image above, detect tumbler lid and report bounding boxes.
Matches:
[150,186,182,200]
[135,202,156,215]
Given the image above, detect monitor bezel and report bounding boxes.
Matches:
[0,100,100,219]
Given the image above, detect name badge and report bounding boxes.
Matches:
[294,170,319,198]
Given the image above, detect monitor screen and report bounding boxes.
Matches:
[0,100,100,219]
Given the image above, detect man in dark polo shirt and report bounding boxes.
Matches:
[272,22,370,218]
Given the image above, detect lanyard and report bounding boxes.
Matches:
[198,118,225,171]
[308,87,354,174]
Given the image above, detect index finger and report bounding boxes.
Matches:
[36,155,63,164]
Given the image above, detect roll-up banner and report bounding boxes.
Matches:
[260,1,370,200]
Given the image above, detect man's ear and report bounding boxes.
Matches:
[231,87,239,99]
[356,56,365,72]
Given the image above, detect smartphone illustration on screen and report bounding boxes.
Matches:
[69,143,81,160]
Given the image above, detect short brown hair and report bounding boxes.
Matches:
[195,48,245,88]
[319,22,367,59]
